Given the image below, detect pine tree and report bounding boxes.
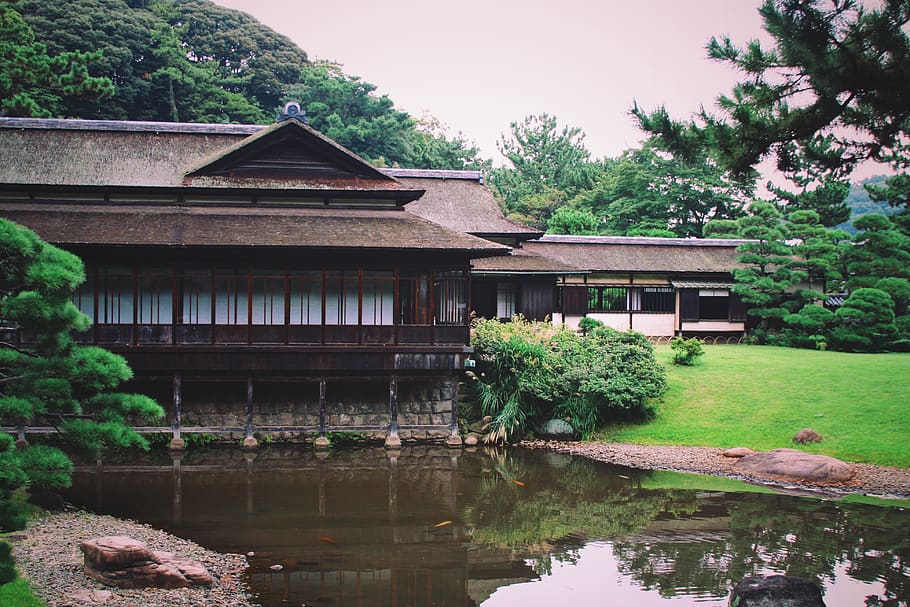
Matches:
[0,219,163,531]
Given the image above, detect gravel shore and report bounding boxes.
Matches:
[520,440,910,499]
[9,511,253,607]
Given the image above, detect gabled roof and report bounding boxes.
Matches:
[185,117,396,184]
[523,235,747,274]
[392,169,542,240]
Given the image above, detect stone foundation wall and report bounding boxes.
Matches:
[133,376,458,442]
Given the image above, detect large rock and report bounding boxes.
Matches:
[733,448,854,484]
[80,536,213,589]
[536,419,575,440]
[729,575,826,607]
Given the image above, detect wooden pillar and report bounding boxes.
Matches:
[447,376,462,447]
[242,375,258,449]
[172,453,182,525]
[385,375,401,449]
[314,379,329,449]
[169,374,185,450]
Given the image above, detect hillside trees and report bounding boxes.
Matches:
[0,2,113,117]
[0,219,163,530]
[10,0,482,167]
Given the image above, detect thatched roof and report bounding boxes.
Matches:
[523,235,747,273]
[1,203,509,254]
[0,118,419,199]
[472,246,585,274]
[392,169,541,239]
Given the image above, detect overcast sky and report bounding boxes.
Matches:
[214,0,769,162]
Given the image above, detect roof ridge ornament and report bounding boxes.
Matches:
[278,101,307,123]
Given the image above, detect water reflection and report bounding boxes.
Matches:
[65,446,910,606]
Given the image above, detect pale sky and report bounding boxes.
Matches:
[214,0,769,163]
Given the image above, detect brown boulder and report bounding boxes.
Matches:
[733,448,855,484]
[80,536,213,589]
[793,428,823,444]
[722,447,755,458]
[79,536,154,569]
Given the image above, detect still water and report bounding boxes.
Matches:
[64,446,910,607]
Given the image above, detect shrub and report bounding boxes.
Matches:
[577,317,603,335]
[469,317,667,442]
[669,337,705,366]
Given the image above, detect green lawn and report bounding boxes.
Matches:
[594,345,910,468]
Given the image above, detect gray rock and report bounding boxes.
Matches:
[536,419,575,440]
[729,575,825,607]
[733,448,854,484]
[793,428,823,444]
[464,433,481,446]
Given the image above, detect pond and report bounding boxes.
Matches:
[63,445,910,607]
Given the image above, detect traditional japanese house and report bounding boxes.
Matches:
[392,169,571,321]
[0,113,509,447]
[397,171,749,338]
[524,235,750,337]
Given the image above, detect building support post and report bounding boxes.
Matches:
[385,375,401,449]
[169,374,185,450]
[314,378,329,450]
[242,374,258,450]
[15,419,28,449]
[447,375,462,447]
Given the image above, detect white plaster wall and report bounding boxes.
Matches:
[681,321,745,333]
[631,314,676,336]
[587,313,631,331]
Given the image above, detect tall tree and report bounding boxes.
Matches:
[731,202,800,336]
[633,0,910,179]
[0,2,113,117]
[0,219,163,529]
[844,213,910,290]
[488,114,596,228]
[571,143,751,237]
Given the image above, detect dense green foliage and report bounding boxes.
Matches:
[0,2,113,117]
[4,0,483,168]
[0,219,164,534]
[597,345,910,467]
[468,317,667,441]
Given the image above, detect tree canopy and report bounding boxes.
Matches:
[7,0,482,168]
[634,0,910,180]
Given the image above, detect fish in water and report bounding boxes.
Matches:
[433,520,453,528]
[319,537,337,544]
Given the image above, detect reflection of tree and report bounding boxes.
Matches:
[462,450,699,574]
[612,494,910,604]
[463,450,910,605]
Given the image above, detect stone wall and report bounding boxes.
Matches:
[131,375,458,442]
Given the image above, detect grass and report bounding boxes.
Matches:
[0,578,42,607]
[594,345,910,468]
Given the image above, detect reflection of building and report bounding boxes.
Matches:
[66,447,539,607]
[0,116,508,445]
